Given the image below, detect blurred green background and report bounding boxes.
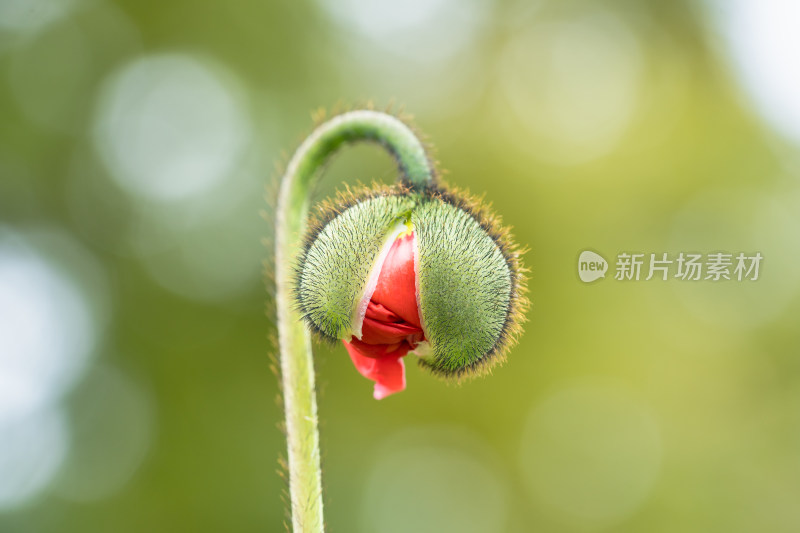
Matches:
[1,0,799,531]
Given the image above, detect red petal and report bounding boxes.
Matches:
[370,233,420,327]
[360,302,423,346]
[347,336,408,358]
[343,232,426,399]
[343,340,406,399]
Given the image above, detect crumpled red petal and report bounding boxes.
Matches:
[344,340,406,400]
[342,232,425,399]
[360,302,423,346]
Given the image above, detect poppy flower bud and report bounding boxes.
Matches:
[295,184,526,399]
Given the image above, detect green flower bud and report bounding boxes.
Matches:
[295,183,527,386]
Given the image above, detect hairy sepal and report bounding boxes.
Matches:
[296,188,419,340]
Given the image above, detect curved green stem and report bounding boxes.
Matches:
[275,110,434,532]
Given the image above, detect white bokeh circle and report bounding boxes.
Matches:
[93,53,251,202]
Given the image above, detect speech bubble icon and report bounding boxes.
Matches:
[578,250,608,283]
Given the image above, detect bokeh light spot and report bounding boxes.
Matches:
[520,382,661,530]
[0,230,97,421]
[93,54,251,202]
[0,228,107,511]
[710,0,800,146]
[500,8,644,165]
[317,0,487,63]
[0,0,77,36]
[0,408,69,510]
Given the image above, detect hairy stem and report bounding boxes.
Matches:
[275,110,433,532]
